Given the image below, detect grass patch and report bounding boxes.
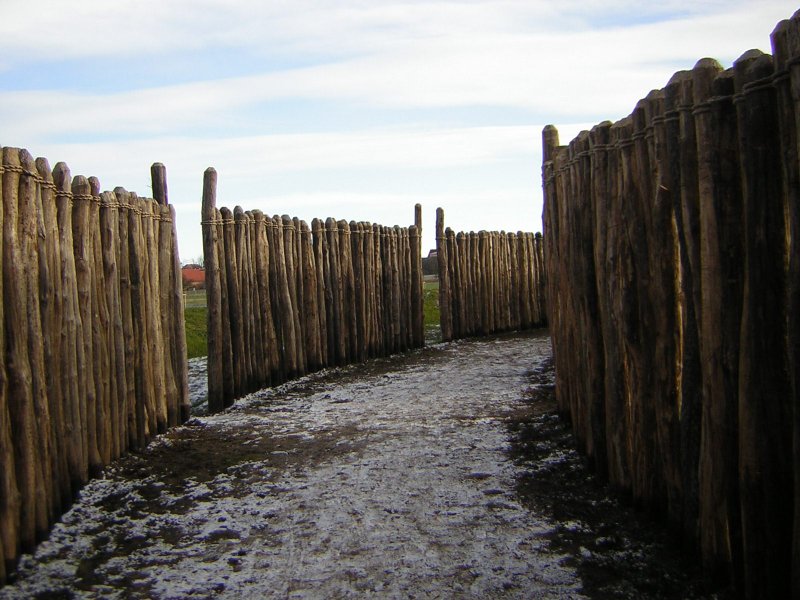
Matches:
[423,284,440,330]
[184,306,207,359]
[182,279,442,358]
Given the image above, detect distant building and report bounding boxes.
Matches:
[422,249,438,276]
[181,265,205,289]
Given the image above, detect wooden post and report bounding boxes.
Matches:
[0,150,17,581]
[166,186,189,420]
[253,211,279,385]
[445,228,459,338]
[301,221,322,370]
[140,196,167,435]
[3,147,42,552]
[291,217,307,374]
[692,60,744,587]
[410,224,423,347]
[413,204,424,346]
[87,177,111,464]
[373,224,385,356]
[36,157,70,511]
[214,208,230,404]
[201,168,224,413]
[774,15,800,596]
[281,215,304,376]
[311,219,329,367]
[734,48,792,599]
[99,190,127,458]
[70,174,101,470]
[115,187,137,448]
[0,163,10,588]
[234,207,253,391]
[129,193,156,442]
[151,164,184,426]
[325,218,344,365]
[436,208,452,341]
[220,207,243,398]
[246,212,266,388]
[273,216,298,376]
[390,227,402,352]
[21,148,54,531]
[351,222,366,361]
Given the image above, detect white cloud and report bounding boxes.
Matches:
[1,1,793,145]
[1,0,797,261]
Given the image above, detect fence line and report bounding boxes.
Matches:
[435,207,546,342]
[0,149,188,584]
[542,11,800,598]
[201,169,424,412]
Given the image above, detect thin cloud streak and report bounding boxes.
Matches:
[0,0,796,261]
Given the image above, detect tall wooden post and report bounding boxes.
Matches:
[436,208,452,341]
[201,168,224,413]
[734,49,792,599]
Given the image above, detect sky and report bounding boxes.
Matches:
[0,0,796,262]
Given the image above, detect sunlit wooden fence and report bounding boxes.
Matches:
[435,207,546,342]
[542,11,800,598]
[201,169,424,412]
[0,150,188,583]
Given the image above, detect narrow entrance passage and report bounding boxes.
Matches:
[2,333,718,599]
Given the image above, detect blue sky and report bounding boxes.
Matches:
[0,0,795,261]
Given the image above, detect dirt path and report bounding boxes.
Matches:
[1,332,722,599]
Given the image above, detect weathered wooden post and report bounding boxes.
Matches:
[291,217,308,374]
[435,208,452,341]
[99,190,126,458]
[201,168,224,413]
[151,163,190,420]
[37,158,70,510]
[771,18,800,596]
[335,220,353,361]
[253,211,278,385]
[234,207,253,390]
[734,48,792,599]
[4,148,42,552]
[115,187,138,448]
[283,216,306,375]
[19,152,55,528]
[413,204,424,346]
[71,173,103,470]
[692,60,744,587]
[220,207,243,398]
[245,211,266,389]
[0,153,16,582]
[275,216,299,376]
[301,220,322,370]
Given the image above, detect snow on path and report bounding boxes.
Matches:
[1,332,712,599]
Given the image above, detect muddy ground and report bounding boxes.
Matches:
[1,332,731,599]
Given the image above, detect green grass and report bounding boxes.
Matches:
[182,280,442,359]
[423,281,440,330]
[423,280,442,344]
[184,306,208,359]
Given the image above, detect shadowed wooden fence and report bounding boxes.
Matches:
[0,149,188,584]
[435,208,546,342]
[542,11,800,598]
[201,169,424,412]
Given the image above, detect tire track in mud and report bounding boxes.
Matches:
[1,332,724,599]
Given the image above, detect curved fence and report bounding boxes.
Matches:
[0,151,187,583]
[542,11,800,598]
[435,207,546,341]
[201,169,424,412]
